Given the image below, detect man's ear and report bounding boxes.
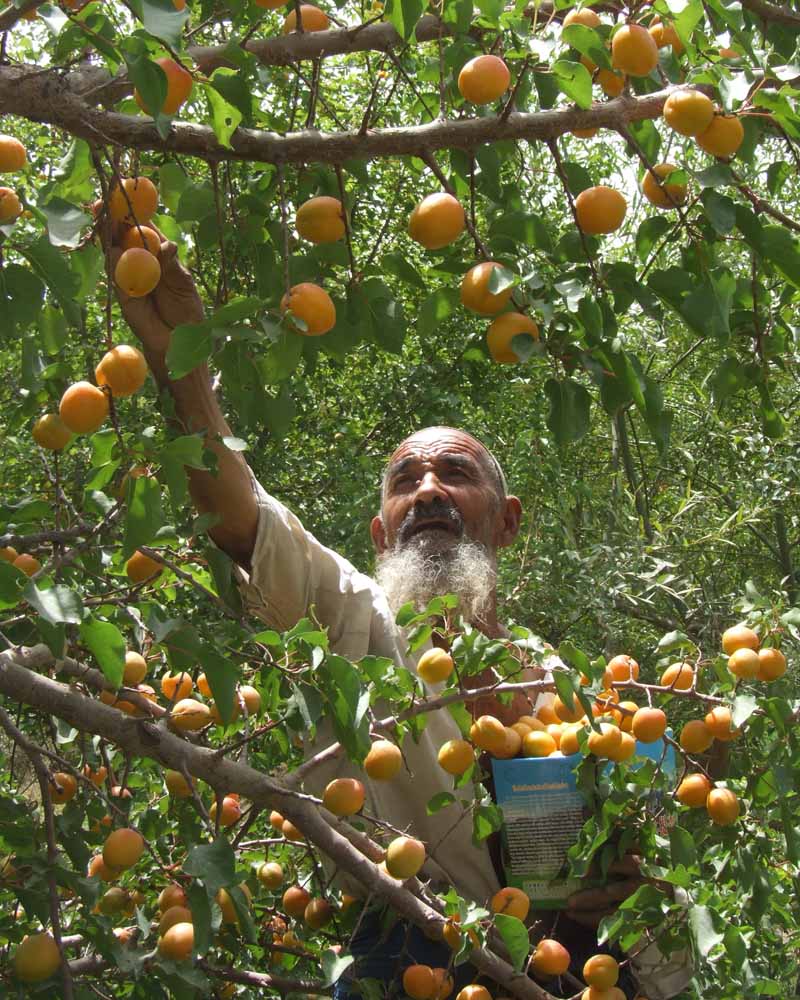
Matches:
[371,515,388,554]
[496,496,522,548]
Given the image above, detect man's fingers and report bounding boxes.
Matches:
[605,878,645,902]
[566,887,613,910]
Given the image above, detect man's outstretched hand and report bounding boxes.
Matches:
[565,855,647,928]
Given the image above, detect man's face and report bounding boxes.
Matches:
[370,428,521,558]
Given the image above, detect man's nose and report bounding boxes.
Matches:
[413,471,448,505]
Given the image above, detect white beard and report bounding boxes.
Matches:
[375,533,496,623]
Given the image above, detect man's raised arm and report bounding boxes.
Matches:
[112,234,258,568]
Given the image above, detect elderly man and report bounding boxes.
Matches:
[114,239,690,1000]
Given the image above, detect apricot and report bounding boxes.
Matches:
[606,730,636,762]
[575,185,627,235]
[125,549,162,583]
[165,769,194,798]
[296,195,345,243]
[611,23,659,76]
[108,177,159,225]
[364,739,403,779]
[704,705,738,740]
[210,795,242,827]
[217,883,251,924]
[159,883,187,912]
[304,897,333,929]
[283,884,311,918]
[121,224,161,255]
[676,773,711,807]
[0,187,22,222]
[531,938,571,977]
[0,135,26,172]
[456,988,491,1000]
[460,262,513,316]
[282,818,305,842]
[0,546,18,562]
[12,932,61,983]
[606,654,639,683]
[728,647,760,679]
[283,4,329,32]
[269,810,285,830]
[614,701,638,733]
[49,771,77,804]
[98,886,130,915]
[660,661,694,690]
[32,413,72,451]
[115,247,162,298]
[403,964,435,1000]
[649,18,683,53]
[83,764,107,786]
[417,648,454,684]
[134,57,193,116]
[431,968,455,999]
[486,312,539,363]
[323,777,365,816]
[588,722,622,757]
[458,54,510,105]
[239,684,262,715]
[158,921,194,960]
[523,729,558,757]
[385,835,425,879]
[59,381,109,434]
[642,163,687,208]
[88,853,119,881]
[258,861,284,889]
[409,192,465,250]
[159,905,192,936]
[554,692,586,724]
[491,886,529,921]
[706,787,739,825]
[535,702,560,725]
[679,719,713,753]
[196,672,212,698]
[437,739,474,776]
[161,671,193,702]
[696,114,744,158]
[663,90,715,137]
[583,953,619,989]
[592,688,619,715]
[558,725,583,756]
[597,68,625,97]
[280,282,336,336]
[631,707,666,743]
[13,553,41,577]
[169,698,211,731]
[563,8,601,28]
[758,647,786,682]
[95,345,148,398]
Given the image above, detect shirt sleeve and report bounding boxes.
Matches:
[235,477,383,652]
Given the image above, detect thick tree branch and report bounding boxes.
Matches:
[741,0,800,27]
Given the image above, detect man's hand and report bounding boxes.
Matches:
[565,855,646,928]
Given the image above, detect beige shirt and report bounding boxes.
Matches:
[237,483,693,999]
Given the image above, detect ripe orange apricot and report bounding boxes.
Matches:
[595,68,625,97]
[161,671,193,702]
[437,739,474,776]
[721,624,759,654]
[728,647,760,679]
[280,282,336,336]
[457,54,510,105]
[121,224,161,255]
[523,729,558,757]
[642,164,687,208]
[0,187,22,222]
[403,964,435,1000]
[613,701,638,733]
[83,763,107,786]
[0,135,26,172]
[0,546,18,562]
[583,953,619,989]
[491,886,529,921]
[296,195,345,244]
[165,769,193,798]
[364,739,403,779]
[649,18,683,53]
[704,705,738,740]
[493,725,522,760]
[283,4,329,32]
[239,684,261,715]
[554,692,586,724]
[471,714,508,754]
[408,192,465,250]
[88,853,119,881]
[631,707,667,743]
[536,702,561,725]
[461,261,513,315]
[158,921,194,960]
[283,884,312,918]
[159,884,188,913]
[559,724,584,756]
[385,835,425,879]
[486,312,539,363]
[169,698,211,731]
[12,931,61,983]
[32,413,72,451]
[606,654,639,683]
[588,722,622,757]
[134,57,193,116]
[217,883,251,924]
[660,661,694,690]
[679,719,713,753]
[431,968,454,999]
[607,730,636,762]
[575,185,627,235]
[258,861,284,889]
[676,773,711,807]
[115,247,162,298]
[59,381,109,434]
[283,818,305,842]
[323,777,365,816]
[663,89,714,137]
[611,23,659,76]
[418,648,455,684]
[563,8,601,28]
[13,552,41,576]
[269,809,285,830]
[123,651,147,686]
[95,345,148,398]
[707,787,739,825]
[210,795,242,827]
[108,177,159,225]
[125,549,162,584]
[304,897,333,929]
[456,987,491,1000]
[531,938,571,977]
[103,828,145,870]
[49,771,77,804]
[159,905,192,936]
[696,114,744,157]
[758,647,786,682]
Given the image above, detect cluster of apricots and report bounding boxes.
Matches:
[0,542,42,578]
[0,134,26,224]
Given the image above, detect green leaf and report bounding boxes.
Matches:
[417,287,460,337]
[0,562,25,608]
[183,838,236,894]
[669,824,697,868]
[205,75,242,149]
[167,324,214,379]
[761,224,800,288]
[198,647,238,725]
[732,693,758,727]
[124,51,168,119]
[186,882,213,956]
[473,802,504,842]
[22,235,81,325]
[382,252,426,290]
[140,0,189,48]
[688,903,724,957]
[384,0,424,39]
[636,216,671,263]
[79,617,126,687]
[23,583,83,626]
[122,476,164,559]
[544,377,591,448]
[427,792,456,814]
[702,190,737,235]
[561,24,611,69]
[39,198,90,249]
[490,212,553,252]
[494,914,529,972]
[0,264,45,331]
[551,60,593,109]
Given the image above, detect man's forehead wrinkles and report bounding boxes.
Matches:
[386,451,482,477]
